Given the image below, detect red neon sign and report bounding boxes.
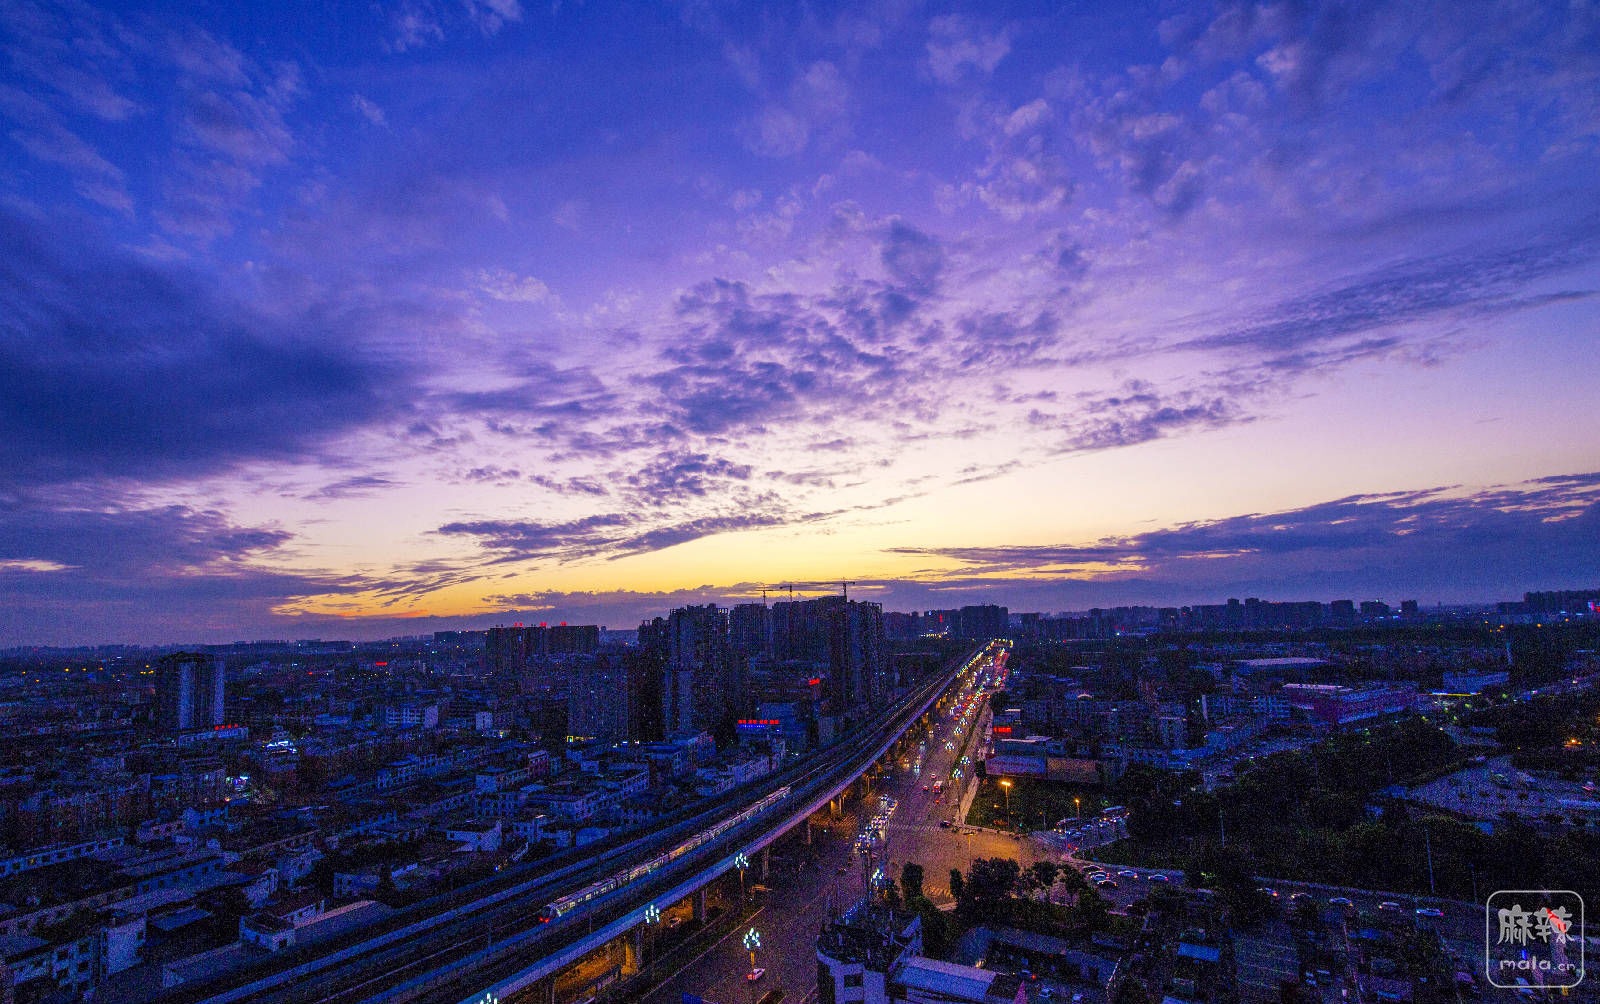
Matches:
[994,726,1012,734]
[807,678,821,686]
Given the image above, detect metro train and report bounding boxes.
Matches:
[536,785,792,924]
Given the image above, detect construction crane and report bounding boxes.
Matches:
[761,580,859,598]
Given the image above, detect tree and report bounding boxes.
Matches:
[375,867,400,905]
[1029,860,1059,900]
[948,867,964,904]
[1291,896,1320,929]
[901,862,925,902]
[1074,885,1109,930]
[1018,867,1041,902]
[1058,865,1088,895]
[207,887,252,939]
[965,858,1020,914]
[1112,977,1152,1004]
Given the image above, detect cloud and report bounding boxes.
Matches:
[648,276,917,435]
[743,60,850,158]
[388,4,445,52]
[436,505,795,562]
[624,451,754,506]
[442,364,616,434]
[527,473,607,496]
[386,0,522,51]
[880,220,945,294]
[0,210,405,490]
[474,267,553,303]
[465,0,523,36]
[8,120,132,213]
[956,98,1074,219]
[949,310,1059,369]
[0,1,141,121]
[303,475,398,501]
[1042,233,1089,280]
[888,472,1600,602]
[926,15,1012,84]
[351,94,388,127]
[1175,222,1600,359]
[0,500,345,645]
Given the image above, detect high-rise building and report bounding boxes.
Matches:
[833,600,885,709]
[662,604,741,736]
[486,625,537,683]
[772,596,886,712]
[567,655,630,743]
[728,602,771,661]
[487,623,601,684]
[883,611,921,639]
[955,604,1008,640]
[156,653,225,731]
[548,623,600,653]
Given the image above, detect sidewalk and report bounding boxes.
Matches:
[951,703,988,824]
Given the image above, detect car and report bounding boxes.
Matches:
[923,785,930,791]
[1329,896,1353,907]
[1148,873,1170,883]
[747,968,766,982]
[1258,887,1279,898]
[1289,892,1310,904]
[1039,990,1055,999]
[1378,901,1403,912]
[939,820,951,828]
[1018,970,1037,981]
[1416,906,1445,918]
[1118,869,1138,878]
[1096,879,1118,890]
[837,865,849,875]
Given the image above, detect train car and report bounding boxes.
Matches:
[537,785,792,925]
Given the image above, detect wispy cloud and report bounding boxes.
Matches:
[890,473,1600,600]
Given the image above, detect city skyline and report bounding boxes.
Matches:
[3,0,1599,646]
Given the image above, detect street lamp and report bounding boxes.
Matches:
[643,903,660,982]
[1074,796,1081,821]
[1000,779,1012,819]
[743,926,762,976]
[734,851,750,899]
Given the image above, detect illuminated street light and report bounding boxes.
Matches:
[1000,779,1012,818]
[643,904,661,980]
[743,926,762,973]
[734,851,749,898]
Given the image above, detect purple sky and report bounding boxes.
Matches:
[2,0,1598,645]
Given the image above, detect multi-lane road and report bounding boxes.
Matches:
[638,648,1034,1004]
